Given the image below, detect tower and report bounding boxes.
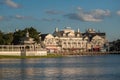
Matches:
[26,30,29,38]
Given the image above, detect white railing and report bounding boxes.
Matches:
[0,45,47,56]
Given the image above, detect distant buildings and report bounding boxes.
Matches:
[0,27,108,56]
[40,27,107,53]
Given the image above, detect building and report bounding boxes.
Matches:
[40,34,60,53]
[53,27,87,52]
[20,30,35,45]
[0,30,47,56]
[40,27,107,53]
[83,28,107,51]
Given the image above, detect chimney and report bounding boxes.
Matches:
[77,28,80,32]
[55,27,58,32]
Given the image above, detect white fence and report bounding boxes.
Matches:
[0,45,47,56]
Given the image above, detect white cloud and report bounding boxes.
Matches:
[64,8,110,22]
[64,13,102,22]
[92,9,110,16]
[78,13,102,22]
[5,0,20,8]
[117,11,120,16]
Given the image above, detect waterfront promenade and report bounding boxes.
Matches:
[0,45,120,56]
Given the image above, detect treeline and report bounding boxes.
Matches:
[0,31,13,45]
[0,27,40,45]
[109,39,120,51]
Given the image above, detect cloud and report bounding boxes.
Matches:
[0,16,11,21]
[91,9,110,18]
[0,16,4,21]
[14,15,38,21]
[1,0,20,8]
[0,15,38,22]
[76,7,83,11]
[117,11,120,16]
[41,18,60,22]
[15,15,26,19]
[45,10,63,15]
[64,8,110,22]
[64,13,102,22]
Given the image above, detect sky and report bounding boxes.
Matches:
[0,0,120,41]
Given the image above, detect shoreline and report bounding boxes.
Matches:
[56,51,120,55]
[0,52,120,59]
[0,54,63,59]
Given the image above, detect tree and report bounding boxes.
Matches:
[12,27,40,44]
[3,33,13,45]
[12,30,25,44]
[109,39,120,51]
[0,27,40,45]
[0,30,4,45]
[24,27,40,43]
[0,30,13,45]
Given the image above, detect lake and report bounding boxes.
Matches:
[0,55,120,80]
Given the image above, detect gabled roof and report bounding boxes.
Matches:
[82,32,105,36]
[40,34,49,41]
[53,31,64,37]
[92,35,103,40]
[82,32,106,41]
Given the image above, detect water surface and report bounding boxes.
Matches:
[0,55,120,80]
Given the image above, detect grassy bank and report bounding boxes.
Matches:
[0,54,63,59]
[1,52,120,59]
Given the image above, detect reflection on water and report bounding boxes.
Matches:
[0,55,120,80]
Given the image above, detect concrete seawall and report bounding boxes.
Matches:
[59,51,120,55]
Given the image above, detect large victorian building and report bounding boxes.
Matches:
[53,27,87,52]
[40,27,107,52]
[83,29,107,51]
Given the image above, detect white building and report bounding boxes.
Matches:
[40,34,60,53]
[53,27,87,52]
[83,28,107,51]
[40,27,107,52]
